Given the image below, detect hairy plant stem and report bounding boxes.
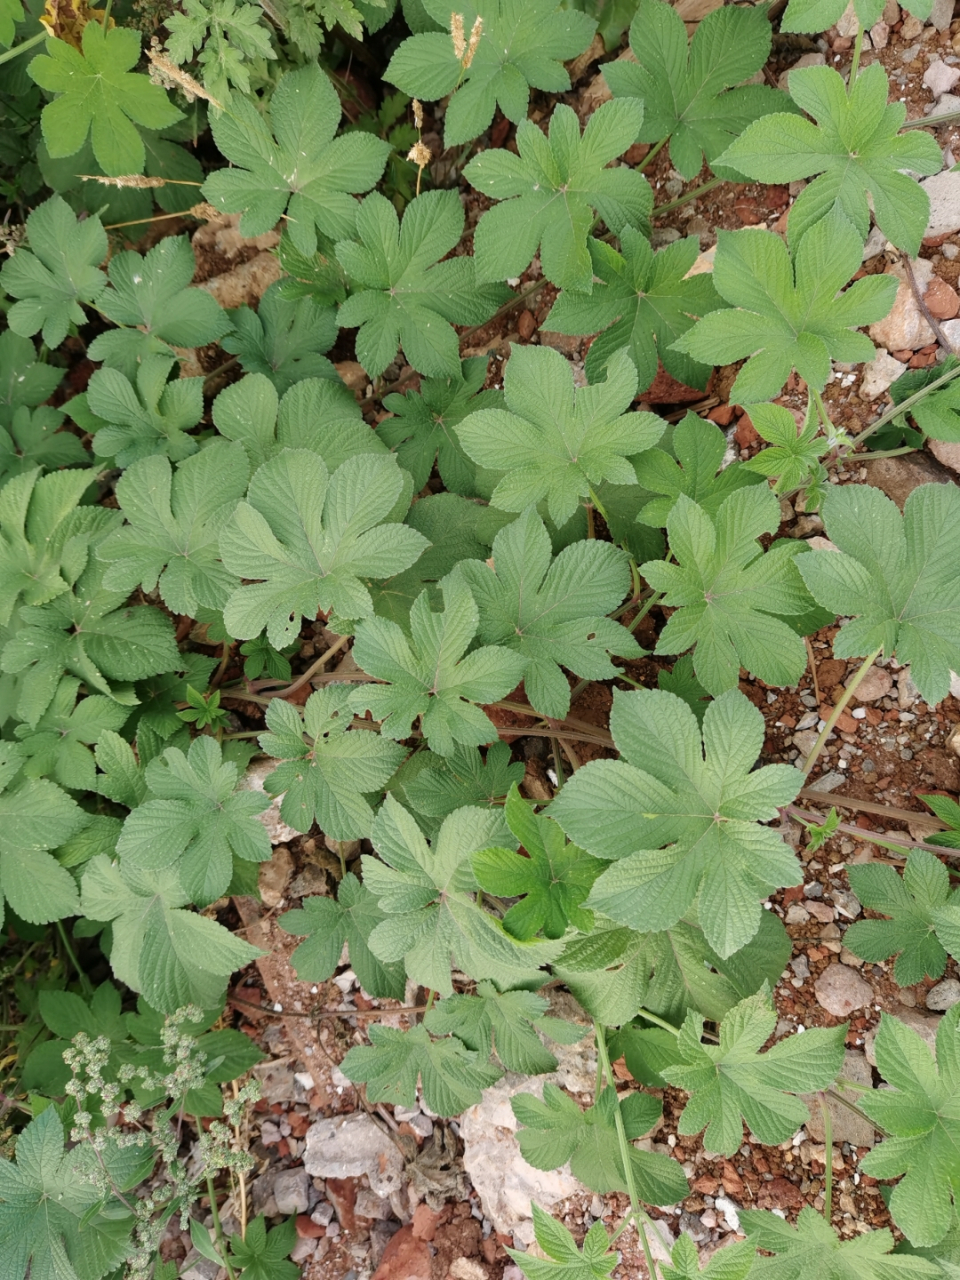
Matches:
[205,1171,238,1280]
[821,1094,833,1219]
[857,444,923,460]
[594,1022,661,1280]
[635,1007,681,1036]
[785,803,957,859]
[635,137,667,174]
[251,632,351,697]
[801,647,882,774]
[652,175,723,218]
[56,920,93,998]
[0,30,45,66]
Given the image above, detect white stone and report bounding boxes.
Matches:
[869,257,937,353]
[777,51,825,93]
[814,964,874,1017]
[836,1,859,36]
[927,978,960,1010]
[930,0,954,30]
[861,225,889,261]
[924,59,960,98]
[238,759,300,845]
[929,436,960,473]
[860,349,907,400]
[870,19,890,47]
[685,244,716,278]
[922,171,960,239]
[273,1168,310,1215]
[849,664,894,702]
[304,1113,405,1198]
[927,91,960,119]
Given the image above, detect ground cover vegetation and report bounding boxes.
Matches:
[0,0,959,1276]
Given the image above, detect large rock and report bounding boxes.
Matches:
[859,349,906,401]
[869,258,936,353]
[922,171,960,239]
[929,437,960,475]
[304,1112,405,1198]
[803,1050,876,1148]
[814,964,873,1017]
[862,451,955,509]
[865,1005,939,1065]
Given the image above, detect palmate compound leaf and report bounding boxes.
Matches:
[336,190,511,380]
[97,441,250,616]
[632,412,763,529]
[672,211,898,406]
[401,741,524,819]
[165,0,277,105]
[0,465,115,628]
[452,506,642,719]
[556,907,791,1031]
[202,64,391,257]
[797,481,960,707]
[1,553,181,728]
[716,63,942,255]
[0,195,108,348]
[0,1106,135,1280]
[360,795,563,995]
[660,1232,754,1280]
[0,743,87,928]
[843,849,960,985]
[259,686,407,840]
[278,871,407,999]
[0,331,62,427]
[506,1205,618,1280]
[549,687,802,959]
[511,1082,689,1204]
[351,575,528,757]
[923,793,960,850]
[28,23,182,176]
[663,988,847,1156]
[115,734,272,908]
[472,784,604,941]
[741,401,831,504]
[0,404,90,486]
[640,484,815,695]
[82,355,205,468]
[341,1022,503,1117]
[604,0,797,181]
[86,236,232,380]
[377,356,504,494]
[212,372,383,474]
[386,0,597,148]
[14,675,130,793]
[220,449,429,648]
[457,345,665,528]
[424,978,587,1075]
[545,230,725,392]
[741,1205,940,1280]
[887,357,960,444]
[224,1216,298,1280]
[858,1005,960,1247]
[463,100,652,293]
[80,854,264,1013]
[220,281,341,396]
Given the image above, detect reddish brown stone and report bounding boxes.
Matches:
[757,1176,804,1210]
[734,412,760,447]
[517,309,537,340]
[372,1225,432,1280]
[296,1215,325,1239]
[325,1177,357,1232]
[412,1204,440,1242]
[623,142,651,166]
[644,360,712,404]
[925,276,960,319]
[708,404,736,426]
[816,658,847,688]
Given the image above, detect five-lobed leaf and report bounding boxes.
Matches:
[673,211,898,405]
[259,685,407,840]
[545,229,725,391]
[473,784,603,940]
[0,195,108,348]
[507,1205,618,1280]
[220,449,429,648]
[605,0,797,181]
[717,63,942,254]
[550,687,802,958]
[464,100,651,292]
[797,482,960,707]
[14,675,130,793]
[453,506,641,718]
[202,64,391,256]
[87,236,231,379]
[742,401,831,503]
[641,484,814,694]
[664,988,847,1155]
[337,190,510,379]
[116,734,272,907]
[360,795,561,995]
[350,575,528,757]
[220,281,341,396]
[278,871,407,1000]
[83,355,205,468]
[97,441,250,616]
[457,344,664,528]
[28,24,182,176]
[844,849,960,985]
[386,0,597,147]
[224,1215,298,1280]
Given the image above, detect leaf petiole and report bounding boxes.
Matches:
[801,646,882,774]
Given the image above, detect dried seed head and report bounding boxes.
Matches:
[407,140,432,169]
[464,15,483,68]
[190,202,223,222]
[450,11,466,59]
[412,98,424,130]
[79,173,167,189]
[147,42,223,111]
